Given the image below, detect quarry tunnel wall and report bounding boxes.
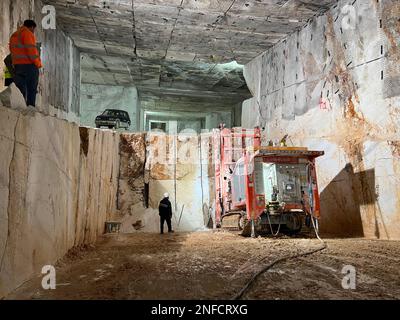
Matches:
[117,131,214,233]
[0,105,120,298]
[242,0,400,239]
[0,104,213,298]
[2,0,399,301]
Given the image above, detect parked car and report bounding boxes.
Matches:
[95,109,131,130]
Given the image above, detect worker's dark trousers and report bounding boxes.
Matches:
[160,215,172,234]
[14,64,39,107]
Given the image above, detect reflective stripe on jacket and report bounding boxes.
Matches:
[9,26,42,68]
[4,66,12,79]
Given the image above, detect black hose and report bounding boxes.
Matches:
[233,213,327,300]
[232,242,327,300]
[221,212,243,219]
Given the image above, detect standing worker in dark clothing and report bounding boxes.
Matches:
[9,20,43,107]
[159,193,174,234]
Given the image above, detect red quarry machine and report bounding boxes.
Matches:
[213,126,324,237]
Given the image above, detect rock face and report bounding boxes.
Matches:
[0,108,215,297]
[117,131,215,233]
[0,106,120,298]
[147,132,214,232]
[43,0,336,65]
[242,0,400,240]
[118,133,147,215]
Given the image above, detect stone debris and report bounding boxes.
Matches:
[0,84,27,111]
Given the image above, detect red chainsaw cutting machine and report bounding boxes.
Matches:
[213,126,324,237]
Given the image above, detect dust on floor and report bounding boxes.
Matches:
[6,231,400,300]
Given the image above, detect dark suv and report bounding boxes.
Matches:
[95,109,131,130]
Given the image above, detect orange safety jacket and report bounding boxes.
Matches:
[9,26,42,69]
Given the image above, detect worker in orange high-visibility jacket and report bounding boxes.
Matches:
[9,20,42,107]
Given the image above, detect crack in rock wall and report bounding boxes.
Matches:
[242,0,400,239]
[0,106,120,298]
